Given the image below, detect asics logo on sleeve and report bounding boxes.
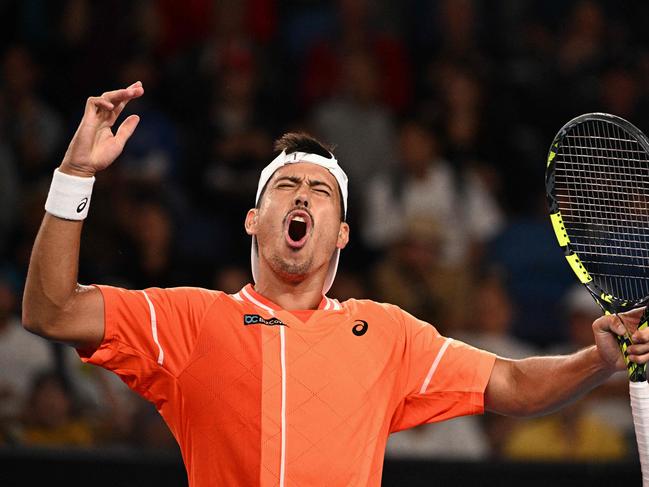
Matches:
[243,314,287,327]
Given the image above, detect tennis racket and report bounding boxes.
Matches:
[546,112,649,483]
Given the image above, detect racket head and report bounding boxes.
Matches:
[546,112,649,314]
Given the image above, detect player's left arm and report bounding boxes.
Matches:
[485,309,649,417]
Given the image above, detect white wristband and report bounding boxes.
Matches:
[44,168,95,220]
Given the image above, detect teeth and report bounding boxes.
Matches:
[292,216,306,223]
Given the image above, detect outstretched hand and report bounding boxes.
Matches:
[60,82,144,177]
[593,307,649,372]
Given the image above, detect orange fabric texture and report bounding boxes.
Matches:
[79,284,495,486]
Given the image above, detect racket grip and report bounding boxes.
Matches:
[630,381,649,485]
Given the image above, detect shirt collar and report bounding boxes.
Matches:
[235,284,340,312]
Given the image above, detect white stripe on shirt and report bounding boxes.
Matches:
[241,287,275,315]
[419,338,453,394]
[141,290,164,366]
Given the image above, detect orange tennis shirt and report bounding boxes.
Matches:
[78,284,496,486]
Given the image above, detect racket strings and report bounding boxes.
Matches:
[554,118,649,301]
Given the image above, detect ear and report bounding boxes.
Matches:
[245,209,259,236]
[336,222,350,249]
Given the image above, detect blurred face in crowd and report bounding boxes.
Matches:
[135,202,172,250]
[246,163,348,283]
[399,122,436,177]
[571,0,604,38]
[2,45,37,96]
[28,375,72,428]
[399,238,436,270]
[220,60,257,104]
[600,68,638,117]
[473,277,513,335]
[342,52,380,105]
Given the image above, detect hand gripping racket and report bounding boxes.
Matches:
[546,113,649,483]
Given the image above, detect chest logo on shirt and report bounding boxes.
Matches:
[352,320,368,336]
[243,314,287,327]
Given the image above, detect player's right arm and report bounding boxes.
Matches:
[22,82,144,350]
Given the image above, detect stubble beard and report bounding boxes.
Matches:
[269,251,313,282]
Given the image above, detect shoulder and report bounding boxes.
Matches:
[339,298,411,326]
[99,285,234,315]
[155,287,248,315]
[148,286,224,301]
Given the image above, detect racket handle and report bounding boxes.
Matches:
[630,381,649,485]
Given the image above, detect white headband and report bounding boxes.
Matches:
[251,149,349,294]
[255,150,348,217]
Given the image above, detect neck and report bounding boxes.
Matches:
[253,266,326,310]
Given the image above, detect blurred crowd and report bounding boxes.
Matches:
[1,0,648,462]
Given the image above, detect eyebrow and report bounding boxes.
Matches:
[274,175,334,192]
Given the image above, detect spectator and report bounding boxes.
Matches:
[372,215,470,332]
[386,416,489,461]
[364,118,503,266]
[456,271,537,359]
[0,274,53,428]
[114,56,181,185]
[488,191,574,347]
[295,0,412,113]
[311,48,399,212]
[213,265,250,295]
[20,370,95,447]
[202,45,274,221]
[2,45,64,183]
[113,189,196,289]
[501,400,628,461]
[328,270,368,303]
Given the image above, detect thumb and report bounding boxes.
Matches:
[114,114,140,148]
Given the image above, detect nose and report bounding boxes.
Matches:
[294,182,310,208]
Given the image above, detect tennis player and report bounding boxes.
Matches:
[22,83,649,486]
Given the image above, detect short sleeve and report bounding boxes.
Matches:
[77,285,219,402]
[390,307,496,432]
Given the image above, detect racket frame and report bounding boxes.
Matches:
[545,112,649,381]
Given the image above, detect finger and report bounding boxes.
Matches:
[101,81,142,98]
[100,83,144,105]
[114,114,140,148]
[85,96,115,116]
[594,315,625,336]
[111,97,132,121]
[632,327,649,343]
[618,308,648,336]
[621,307,646,321]
[628,342,649,355]
[104,83,144,124]
[628,351,649,364]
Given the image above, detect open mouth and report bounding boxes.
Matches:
[289,217,307,241]
[284,210,312,248]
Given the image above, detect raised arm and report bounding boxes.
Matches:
[22,82,143,350]
[485,308,648,416]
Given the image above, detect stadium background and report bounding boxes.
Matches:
[1,0,648,485]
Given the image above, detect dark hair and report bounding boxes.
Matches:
[258,132,345,221]
[273,132,335,158]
